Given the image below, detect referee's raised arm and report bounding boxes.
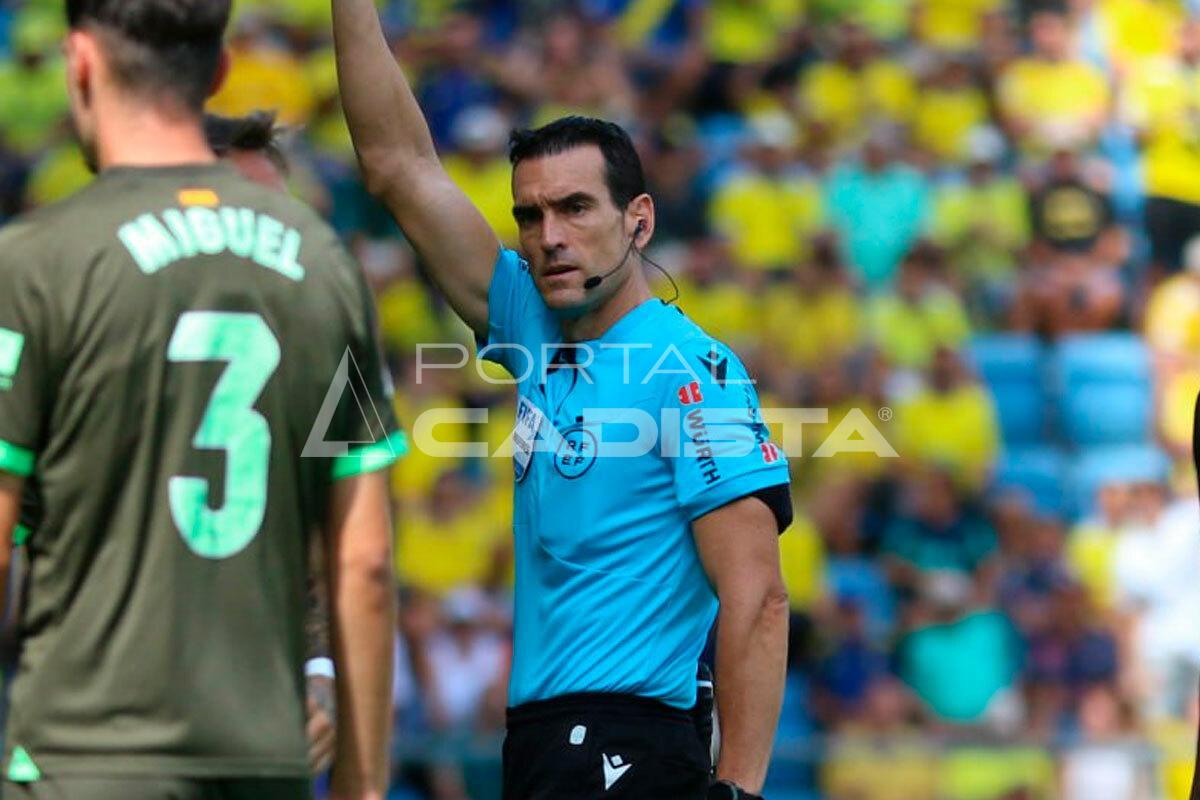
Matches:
[332,0,499,339]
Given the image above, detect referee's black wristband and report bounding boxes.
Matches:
[707,779,764,800]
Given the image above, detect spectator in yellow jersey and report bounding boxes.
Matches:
[206,13,317,125]
[867,244,972,374]
[996,6,1110,155]
[913,0,1005,53]
[395,472,512,599]
[709,112,824,276]
[798,21,917,145]
[911,54,989,167]
[892,347,1000,491]
[928,126,1030,324]
[443,105,519,247]
[1125,18,1200,277]
[759,237,864,372]
[1144,236,1200,453]
[0,9,67,159]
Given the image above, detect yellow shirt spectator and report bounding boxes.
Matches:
[997,57,1110,154]
[893,383,999,489]
[704,0,804,64]
[24,144,92,208]
[760,284,864,369]
[673,278,757,346]
[0,57,67,158]
[929,175,1031,283]
[914,0,1003,51]
[1125,58,1200,204]
[868,288,972,370]
[1095,0,1183,72]
[207,43,316,125]
[779,514,826,612]
[799,58,918,141]
[1067,520,1120,610]
[912,86,989,164]
[444,155,519,247]
[395,497,509,595]
[709,169,824,271]
[822,732,940,800]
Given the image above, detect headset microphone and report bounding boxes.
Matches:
[584,221,644,291]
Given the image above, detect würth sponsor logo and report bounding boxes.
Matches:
[760,443,781,463]
[686,408,721,485]
[678,381,704,406]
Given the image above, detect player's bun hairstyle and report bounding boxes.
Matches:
[66,0,231,112]
[204,111,290,175]
[509,116,647,211]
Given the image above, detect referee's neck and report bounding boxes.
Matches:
[559,278,653,343]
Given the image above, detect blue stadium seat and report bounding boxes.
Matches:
[1054,333,1152,447]
[965,335,1047,446]
[993,446,1068,518]
[1068,444,1171,519]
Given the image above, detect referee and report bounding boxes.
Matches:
[334,3,793,798]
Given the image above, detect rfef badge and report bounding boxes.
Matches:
[513,395,545,483]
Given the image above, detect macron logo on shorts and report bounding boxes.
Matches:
[602,753,632,790]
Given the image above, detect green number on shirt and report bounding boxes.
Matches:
[167,312,280,559]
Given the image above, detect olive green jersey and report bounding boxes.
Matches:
[0,163,404,779]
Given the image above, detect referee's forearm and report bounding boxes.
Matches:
[712,586,789,793]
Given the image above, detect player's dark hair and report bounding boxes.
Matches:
[509,116,647,210]
[66,0,230,111]
[204,111,289,174]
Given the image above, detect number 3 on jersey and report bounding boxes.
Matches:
[167,312,280,559]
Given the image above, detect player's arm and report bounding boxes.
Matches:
[326,470,397,800]
[331,0,499,338]
[0,473,18,620]
[693,495,789,797]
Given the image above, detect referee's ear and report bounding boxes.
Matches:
[207,49,230,100]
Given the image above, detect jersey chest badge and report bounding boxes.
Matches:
[513,396,545,483]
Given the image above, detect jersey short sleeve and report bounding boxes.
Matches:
[477,247,547,377]
[0,229,54,477]
[665,338,791,522]
[328,256,407,481]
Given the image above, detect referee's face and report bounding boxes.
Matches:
[512,145,633,313]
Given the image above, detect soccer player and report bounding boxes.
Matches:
[333,2,792,798]
[0,2,401,799]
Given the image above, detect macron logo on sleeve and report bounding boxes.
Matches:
[0,328,25,391]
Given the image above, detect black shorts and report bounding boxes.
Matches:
[1,777,311,800]
[502,693,711,800]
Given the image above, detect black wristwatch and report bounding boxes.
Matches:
[707,779,764,800]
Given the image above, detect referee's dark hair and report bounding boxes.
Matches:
[66,0,231,112]
[204,111,290,175]
[509,116,647,210]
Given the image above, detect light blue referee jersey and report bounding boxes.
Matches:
[481,248,791,710]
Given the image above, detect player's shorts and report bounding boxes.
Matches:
[502,692,711,800]
[2,776,311,800]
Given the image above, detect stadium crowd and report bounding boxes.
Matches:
[4,0,1200,797]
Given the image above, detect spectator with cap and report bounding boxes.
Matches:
[443,105,519,246]
[826,125,932,290]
